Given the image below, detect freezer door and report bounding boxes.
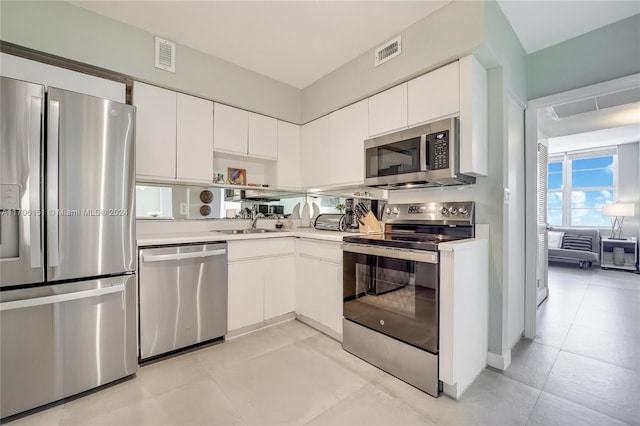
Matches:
[0,77,44,288]
[47,87,135,282]
[0,274,137,419]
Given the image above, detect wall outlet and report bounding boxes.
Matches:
[180,203,188,215]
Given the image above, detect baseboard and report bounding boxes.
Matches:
[296,314,342,342]
[226,312,296,339]
[487,350,511,371]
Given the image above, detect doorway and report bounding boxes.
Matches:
[524,73,640,338]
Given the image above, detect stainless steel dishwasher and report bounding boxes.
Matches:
[138,242,228,361]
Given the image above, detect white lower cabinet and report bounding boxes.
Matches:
[295,239,343,338]
[264,255,296,319]
[227,238,295,332]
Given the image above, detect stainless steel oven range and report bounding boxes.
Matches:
[341,202,475,397]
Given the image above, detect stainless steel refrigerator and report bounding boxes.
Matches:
[0,76,137,419]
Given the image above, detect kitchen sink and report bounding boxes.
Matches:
[212,229,283,234]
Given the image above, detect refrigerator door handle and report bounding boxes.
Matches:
[29,96,42,269]
[142,249,227,263]
[47,99,60,267]
[0,283,126,312]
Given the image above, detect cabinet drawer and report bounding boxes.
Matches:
[228,238,295,260]
[296,238,342,262]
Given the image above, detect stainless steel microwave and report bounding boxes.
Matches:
[364,117,475,189]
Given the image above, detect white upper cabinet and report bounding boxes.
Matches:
[134,82,215,184]
[301,115,332,188]
[213,104,278,160]
[248,112,278,160]
[133,81,177,181]
[459,55,488,177]
[275,121,302,189]
[176,93,214,182]
[408,61,459,127]
[213,103,248,156]
[368,83,408,137]
[330,99,369,186]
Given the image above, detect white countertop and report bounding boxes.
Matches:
[137,228,366,246]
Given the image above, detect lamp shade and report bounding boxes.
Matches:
[602,203,635,217]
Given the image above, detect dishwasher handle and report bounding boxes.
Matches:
[142,248,227,263]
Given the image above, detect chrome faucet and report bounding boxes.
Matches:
[251,213,265,229]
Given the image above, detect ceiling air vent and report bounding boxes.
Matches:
[548,87,640,120]
[155,36,176,73]
[374,35,402,67]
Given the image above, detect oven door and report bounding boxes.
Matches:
[342,243,439,353]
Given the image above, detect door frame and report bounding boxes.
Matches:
[524,73,640,338]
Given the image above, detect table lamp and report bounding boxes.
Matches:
[602,203,635,240]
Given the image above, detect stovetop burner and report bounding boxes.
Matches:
[343,232,462,251]
[342,202,476,251]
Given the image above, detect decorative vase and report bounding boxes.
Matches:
[300,201,311,227]
[612,247,625,266]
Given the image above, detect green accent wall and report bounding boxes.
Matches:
[0,0,302,123]
[527,14,640,100]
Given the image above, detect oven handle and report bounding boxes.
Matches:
[341,243,438,264]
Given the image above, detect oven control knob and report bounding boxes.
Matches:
[448,206,458,215]
[459,206,469,215]
[392,207,399,216]
[439,206,448,215]
[385,207,392,215]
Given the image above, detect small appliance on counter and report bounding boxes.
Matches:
[313,214,345,231]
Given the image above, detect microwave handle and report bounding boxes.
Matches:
[420,134,428,171]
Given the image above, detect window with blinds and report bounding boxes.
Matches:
[547,147,617,227]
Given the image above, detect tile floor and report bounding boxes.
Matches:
[6,264,639,426]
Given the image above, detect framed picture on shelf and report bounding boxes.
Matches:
[227,168,246,185]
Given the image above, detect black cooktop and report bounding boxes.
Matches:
[342,232,463,251]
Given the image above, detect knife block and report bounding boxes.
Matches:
[358,212,383,233]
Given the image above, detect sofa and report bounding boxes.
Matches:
[548,227,601,269]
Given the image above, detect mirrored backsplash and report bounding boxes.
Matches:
[135,184,374,221]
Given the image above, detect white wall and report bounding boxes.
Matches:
[614,142,640,239]
[505,96,526,349]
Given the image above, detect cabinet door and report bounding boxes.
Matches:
[319,260,343,336]
[264,255,295,320]
[213,103,248,156]
[459,55,488,176]
[408,61,459,127]
[275,121,302,189]
[176,93,213,183]
[248,112,278,160]
[368,83,407,137]
[295,255,323,323]
[301,115,331,188]
[330,99,368,186]
[133,82,176,180]
[227,260,264,331]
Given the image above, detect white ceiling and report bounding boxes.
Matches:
[69,0,640,89]
[548,124,640,154]
[68,0,448,89]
